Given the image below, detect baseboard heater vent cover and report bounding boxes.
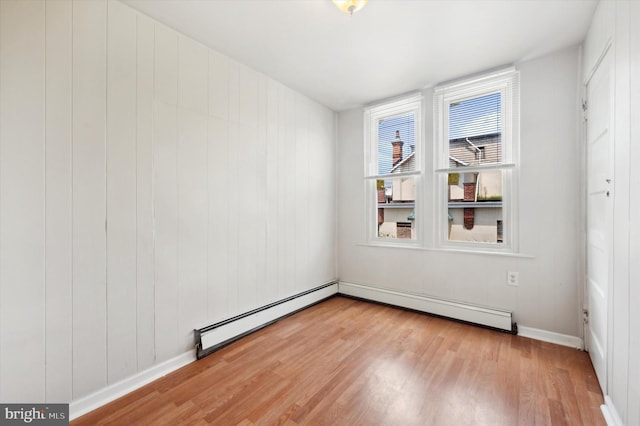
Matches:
[194,281,338,359]
[338,281,516,334]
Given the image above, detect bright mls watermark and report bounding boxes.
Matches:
[0,404,68,425]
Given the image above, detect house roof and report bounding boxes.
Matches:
[390,151,415,173]
[449,133,501,166]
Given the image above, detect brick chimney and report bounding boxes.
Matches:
[392,130,404,167]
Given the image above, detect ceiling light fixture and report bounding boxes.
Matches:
[332,0,368,15]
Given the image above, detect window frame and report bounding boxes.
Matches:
[363,94,423,246]
[433,69,520,252]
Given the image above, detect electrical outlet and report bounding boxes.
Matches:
[507,271,519,286]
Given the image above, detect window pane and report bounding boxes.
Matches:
[449,92,502,167]
[447,170,503,243]
[377,112,416,175]
[377,176,416,240]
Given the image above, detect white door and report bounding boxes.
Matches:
[585,47,613,393]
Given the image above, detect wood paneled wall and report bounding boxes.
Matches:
[0,0,336,403]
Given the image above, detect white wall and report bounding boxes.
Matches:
[0,0,336,403]
[338,46,582,338]
[583,1,640,424]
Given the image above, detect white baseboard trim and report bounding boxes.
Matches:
[69,281,587,421]
[338,281,514,332]
[70,282,339,420]
[601,395,624,426]
[514,326,583,349]
[338,282,586,349]
[69,350,195,421]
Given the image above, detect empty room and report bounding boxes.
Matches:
[0,0,638,424]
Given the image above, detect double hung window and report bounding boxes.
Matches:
[434,69,519,251]
[364,95,422,244]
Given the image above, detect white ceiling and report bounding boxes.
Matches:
[123,0,598,111]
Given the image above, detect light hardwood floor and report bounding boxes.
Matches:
[73,296,605,425]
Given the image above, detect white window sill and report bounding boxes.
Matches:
[357,242,534,258]
[360,241,424,250]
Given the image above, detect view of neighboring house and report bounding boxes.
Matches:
[377,130,503,243]
[378,130,416,239]
[447,133,503,243]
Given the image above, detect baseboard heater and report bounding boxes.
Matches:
[194,281,338,359]
[338,281,517,334]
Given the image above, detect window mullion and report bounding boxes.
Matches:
[434,163,515,174]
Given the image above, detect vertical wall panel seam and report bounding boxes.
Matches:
[333,110,338,278]
[70,0,75,400]
[150,20,156,364]
[262,80,267,303]
[151,20,157,364]
[43,0,48,398]
[629,3,640,420]
[293,97,297,293]
[624,7,632,421]
[234,83,239,311]
[271,83,275,298]
[175,33,180,352]
[264,80,268,300]
[308,107,312,282]
[104,0,109,385]
[277,86,282,298]
[228,65,232,309]
[277,85,281,298]
[134,9,140,372]
[152,20,157,364]
[632,4,640,423]
[206,46,210,319]
[0,0,3,403]
[255,75,259,280]
[622,2,630,413]
[66,0,73,400]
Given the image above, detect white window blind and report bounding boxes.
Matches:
[449,92,502,167]
[376,112,416,175]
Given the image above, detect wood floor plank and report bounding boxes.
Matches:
[72,296,605,425]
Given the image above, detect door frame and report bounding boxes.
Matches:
[582,40,614,396]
